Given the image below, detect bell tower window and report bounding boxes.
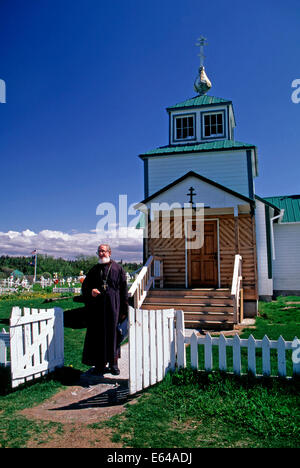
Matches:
[174,114,196,142]
[202,111,225,138]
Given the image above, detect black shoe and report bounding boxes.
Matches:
[109,366,120,376]
[89,367,107,376]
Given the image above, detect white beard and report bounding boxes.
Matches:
[98,257,111,264]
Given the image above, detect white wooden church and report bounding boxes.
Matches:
[130,38,300,330]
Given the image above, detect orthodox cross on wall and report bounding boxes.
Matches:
[186,186,197,207]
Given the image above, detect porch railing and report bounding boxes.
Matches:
[231,254,243,324]
[128,256,164,309]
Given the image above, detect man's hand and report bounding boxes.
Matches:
[91,288,101,297]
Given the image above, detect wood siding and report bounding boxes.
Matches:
[146,213,258,300]
[144,173,250,211]
[148,150,250,198]
[147,214,186,287]
[273,223,300,290]
[255,199,273,296]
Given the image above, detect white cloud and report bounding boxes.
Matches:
[6,231,21,239]
[39,230,72,241]
[22,229,37,238]
[0,227,143,261]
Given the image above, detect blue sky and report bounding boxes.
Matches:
[0,0,299,260]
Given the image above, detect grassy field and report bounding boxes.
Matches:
[101,370,299,448]
[0,293,299,448]
[99,295,300,448]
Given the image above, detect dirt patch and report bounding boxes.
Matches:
[20,379,129,424]
[18,344,131,448]
[26,422,122,449]
[20,375,132,448]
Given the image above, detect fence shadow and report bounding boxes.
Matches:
[0,365,12,395]
[0,319,9,327]
[63,307,88,329]
[49,380,129,411]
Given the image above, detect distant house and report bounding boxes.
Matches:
[11,269,24,278]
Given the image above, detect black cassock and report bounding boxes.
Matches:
[81,260,128,369]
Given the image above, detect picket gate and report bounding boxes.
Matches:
[128,306,184,394]
[9,307,64,388]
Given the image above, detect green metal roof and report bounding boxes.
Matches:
[12,269,24,277]
[167,95,232,111]
[140,140,256,157]
[264,195,300,223]
[135,214,145,229]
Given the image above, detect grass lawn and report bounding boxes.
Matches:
[0,293,299,448]
[100,295,300,448]
[102,370,299,448]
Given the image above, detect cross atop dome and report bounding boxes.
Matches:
[196,36,208,67]
[194,36,212,96]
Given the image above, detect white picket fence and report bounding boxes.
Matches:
[2,307,64,388]
[128,308,300,395]
[176,310,300,378]
[1,305,299,394]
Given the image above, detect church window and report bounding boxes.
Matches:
[203,112,224,138]
[174,114,195,141]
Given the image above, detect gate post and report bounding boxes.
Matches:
[128,306,136,395]
[176,310,186,369]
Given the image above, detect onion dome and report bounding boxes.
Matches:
[194,65,212,95]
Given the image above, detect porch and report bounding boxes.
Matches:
[141,287,237,330]
[133,171,259,327]
[128,254,244,330]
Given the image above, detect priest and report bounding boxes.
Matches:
[81,244,128,376]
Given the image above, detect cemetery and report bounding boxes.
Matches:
[0,274,82,295]
[0,267,133,296]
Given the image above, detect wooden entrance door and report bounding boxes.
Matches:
[188,220,218,288]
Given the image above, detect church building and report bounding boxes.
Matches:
[132,38,300,329]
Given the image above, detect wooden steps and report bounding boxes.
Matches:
[141,288,235,329]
